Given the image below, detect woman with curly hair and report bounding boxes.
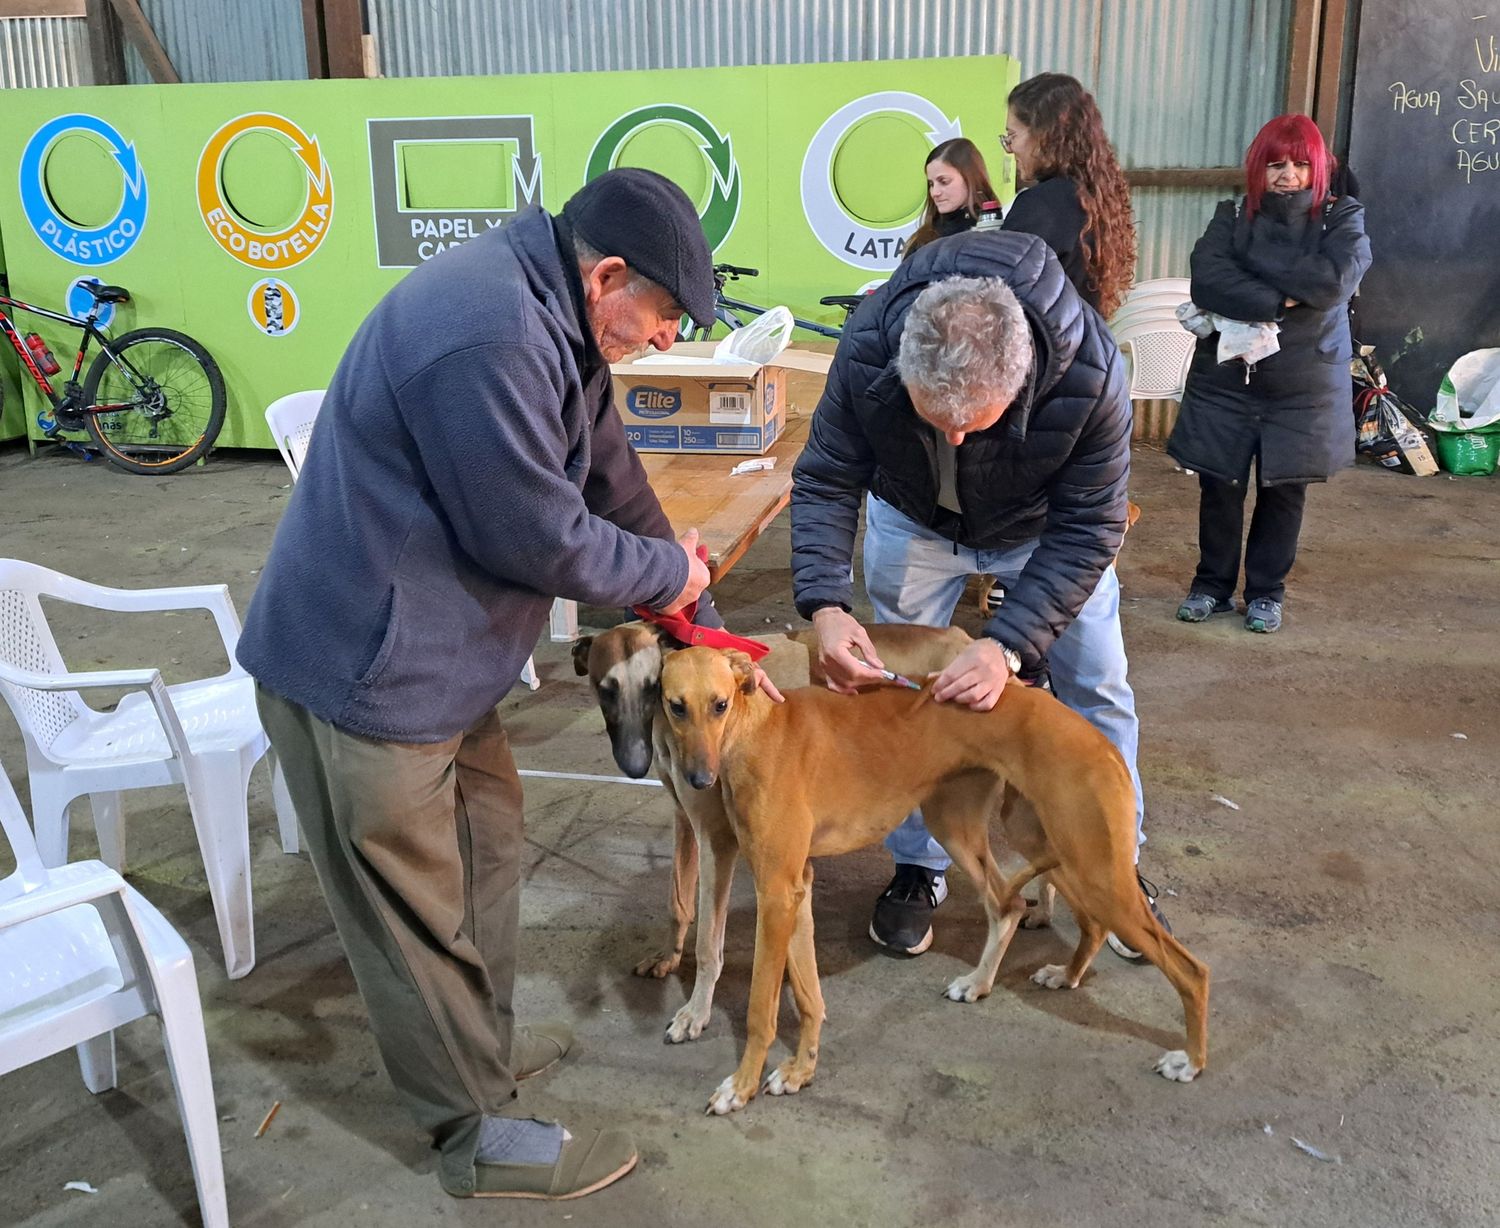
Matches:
[903,137,999,259]
[1002,72,1135,317]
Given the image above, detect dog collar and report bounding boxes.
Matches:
[632,604,772,661]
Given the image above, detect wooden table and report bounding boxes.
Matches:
[546,413,810,640]
[642,412,810,580]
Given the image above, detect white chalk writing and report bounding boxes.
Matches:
[1457,79,1498,110]
[1390,81,1441,115]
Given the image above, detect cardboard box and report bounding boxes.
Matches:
[611,342,833,454]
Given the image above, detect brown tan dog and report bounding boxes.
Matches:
[657,646,1209,1115]
[572,621,972,1043]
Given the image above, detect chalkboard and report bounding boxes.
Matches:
[1348,2,1500,408]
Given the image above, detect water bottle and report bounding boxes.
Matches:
[24,332,61,376]
[974,201,1003,231]
[262,281,284,334]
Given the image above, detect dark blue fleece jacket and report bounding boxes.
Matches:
[236,208,688,741]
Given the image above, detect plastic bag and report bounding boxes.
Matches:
[1430,422,1500,475]
[713,305,794,365]
[1355,388,1438,475]
[1434,348,1500,428]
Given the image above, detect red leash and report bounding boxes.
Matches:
[632,545,772,661]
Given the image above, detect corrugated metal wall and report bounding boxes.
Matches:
[0,17,92,88]
[0,1,306,88]
[123,0,307,84]
[2,0,1291,437]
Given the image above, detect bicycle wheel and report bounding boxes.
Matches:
[82,328,226,474]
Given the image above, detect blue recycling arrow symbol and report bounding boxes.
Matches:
[19,113,149,266]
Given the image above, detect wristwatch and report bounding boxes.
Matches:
[997,643,1022,676]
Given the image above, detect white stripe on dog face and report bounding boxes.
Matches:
[601,640,663,698]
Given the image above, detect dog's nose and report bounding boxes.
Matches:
[612,738,653,779]
[687,768,715,790]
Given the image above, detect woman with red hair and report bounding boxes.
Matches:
[1168,114,1371,634]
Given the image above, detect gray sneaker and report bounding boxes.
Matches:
[1176,591,1236,623]
[1244,598,1283,633]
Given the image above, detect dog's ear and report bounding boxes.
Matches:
[652,624,680,652]
[726,650,758,696]
[571,636,595,677]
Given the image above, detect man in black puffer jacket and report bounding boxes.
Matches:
[791,228,1166,959]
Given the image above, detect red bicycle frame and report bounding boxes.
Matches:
[0,289,121,416]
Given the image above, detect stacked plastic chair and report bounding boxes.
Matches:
[0,558,297,979]
[1108,277,1196,402]
[0,762,229,1227]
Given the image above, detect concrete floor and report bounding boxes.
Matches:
[1,436,1497,1228]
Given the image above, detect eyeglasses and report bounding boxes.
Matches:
[999,131,1015,152]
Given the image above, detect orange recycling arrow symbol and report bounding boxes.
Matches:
[196,112,334,270]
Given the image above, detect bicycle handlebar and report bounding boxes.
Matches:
[713,263,759,278]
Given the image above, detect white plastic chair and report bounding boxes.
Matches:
[263,389,325,481]
[264,390,543,691]
[1110,277,1193,337]
[0,765,229,1228]
[0,558,297,980]
[1109,278,1197,402]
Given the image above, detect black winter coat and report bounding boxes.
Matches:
[790,229,1131,672]
[1002,175,1097,310]
[1167,191,1372,486]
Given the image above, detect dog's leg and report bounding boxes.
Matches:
[707,848,805,1116]
[1104,893,1211,1083]
[764,861,825,1097]
[634,799,699,978]
[942,855,1054,1003]
[1031,909,1106,989]
[925,777,1051,1004]
[667,825,737,1043]
[995,785,1055,932]
[1021,874,1057,929]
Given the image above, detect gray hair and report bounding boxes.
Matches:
[896,277,1032,429]
[574,236,664,300]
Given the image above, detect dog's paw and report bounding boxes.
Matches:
[942,972,989,1003]
[1030,963,1076,990]
[664,1003,709,1044]
[1154,1049,1201,1083]
[705,1074,747,1116]
[763,1061,814,1097]
[633,950,682,979]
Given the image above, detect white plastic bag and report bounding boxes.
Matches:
[1434,348,1500,428]
[713,305,794,365]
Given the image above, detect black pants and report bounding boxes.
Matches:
[1193,471,1308,604]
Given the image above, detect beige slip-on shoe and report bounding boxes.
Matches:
[442,1125,638,1200]
[512,1019,574,1080]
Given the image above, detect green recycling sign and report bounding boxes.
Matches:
[0,56,1012,447]
[585,104,741,250]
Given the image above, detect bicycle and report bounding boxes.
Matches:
[0,275,226,475]
[682,263,871,342]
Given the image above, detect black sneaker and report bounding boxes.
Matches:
[1106,873,1174,962]
[869,865,948,955]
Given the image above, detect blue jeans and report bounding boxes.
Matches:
[862,494,1145,872]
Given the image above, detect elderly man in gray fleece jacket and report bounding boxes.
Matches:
[237,169,716,1202]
